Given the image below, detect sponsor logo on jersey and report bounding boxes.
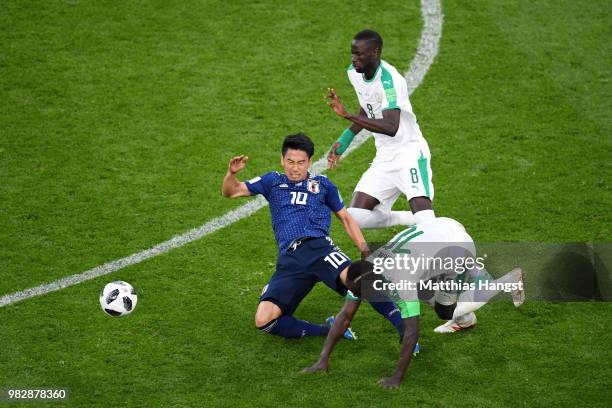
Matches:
[307,179,320,194]
[279,183,288,188]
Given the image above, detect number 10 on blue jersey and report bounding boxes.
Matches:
[290,192,308,205]
[324,251,349,268]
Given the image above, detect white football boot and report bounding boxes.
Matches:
[434,312,477,333]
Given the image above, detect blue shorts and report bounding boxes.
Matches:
[260,236,352,315]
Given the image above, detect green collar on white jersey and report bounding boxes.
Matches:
[362,62,382,83]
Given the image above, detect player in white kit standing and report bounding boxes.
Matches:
[326,29,434,228]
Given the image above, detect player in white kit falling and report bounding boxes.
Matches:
[326,29,435,228]
[303,217,525,388]
[370,217,525,333]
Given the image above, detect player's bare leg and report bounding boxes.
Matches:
[409,196,436,224]
[254,300,282,329]
[348,191,415,228]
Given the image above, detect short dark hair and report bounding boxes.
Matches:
[282,133,315,158]
[347,261,376,298]
[353,29,383,51]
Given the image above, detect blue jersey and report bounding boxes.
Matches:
[245,171,344,253]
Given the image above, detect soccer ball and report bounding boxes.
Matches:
[99,281,138,317]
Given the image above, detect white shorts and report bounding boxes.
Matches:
[354,144,434,211]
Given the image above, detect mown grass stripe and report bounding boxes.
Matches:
[0,0,443,308]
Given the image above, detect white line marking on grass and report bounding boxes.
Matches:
[0,0,443,308]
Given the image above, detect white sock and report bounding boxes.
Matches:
[347,207,415,229]
[452,301,486,320]
[413,209,435,224]
[390,210,415,226]
[455,312,476,325]
[452,269,520,319]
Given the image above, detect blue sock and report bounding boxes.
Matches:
[268,315,329,339]
[369,300,404,336]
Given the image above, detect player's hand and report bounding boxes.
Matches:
[301,360,329,373]
[228,155,248,174]
[326,88,349,118]
[327,142,342,169]
[377,377,401,389]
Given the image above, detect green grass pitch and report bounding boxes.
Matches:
[1,0,611,406]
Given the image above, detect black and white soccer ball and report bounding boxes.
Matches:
[99,281,138,317]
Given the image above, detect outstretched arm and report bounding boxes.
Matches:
[377,316,420,389]
[326,88,400,136]
[221,155,251,198]
[302,299,361,373]
[347,120,364,136]
[334,207,370,255]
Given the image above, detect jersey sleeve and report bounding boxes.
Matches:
[244,172,275,198]
[345,289,361,301]
[380,65,402,112]
[323,178,344,212]
[397,300,420,318]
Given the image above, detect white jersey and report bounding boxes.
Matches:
[370,217,475,265]
[366,218,477,302]
[348,59,426,164]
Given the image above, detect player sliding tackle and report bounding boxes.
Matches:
[222,133,407,341]
[303,217,525,388]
